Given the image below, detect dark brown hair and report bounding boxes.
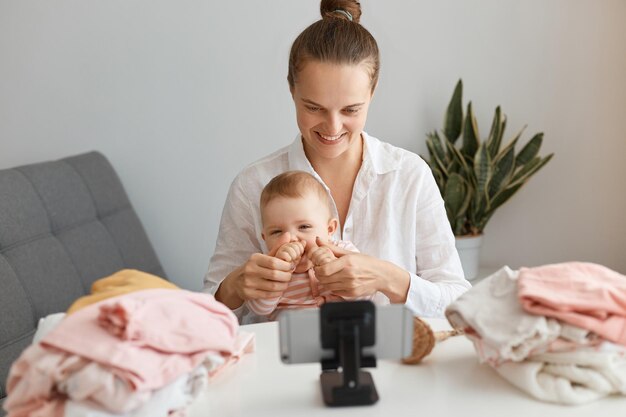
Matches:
[287,0,380,93]
[260,171,332,214]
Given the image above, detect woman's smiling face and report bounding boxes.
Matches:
[291,61,374,161]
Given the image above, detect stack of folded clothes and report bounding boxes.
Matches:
[3,270,254,416]
[446,262,626,405]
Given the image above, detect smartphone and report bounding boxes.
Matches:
[278,304,414,364]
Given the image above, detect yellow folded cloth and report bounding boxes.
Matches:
[67,269,179,314]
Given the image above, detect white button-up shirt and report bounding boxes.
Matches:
[204,133,471,323]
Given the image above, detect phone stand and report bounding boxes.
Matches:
[319,301,379,406]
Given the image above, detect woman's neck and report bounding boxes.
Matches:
[304,134,364,229]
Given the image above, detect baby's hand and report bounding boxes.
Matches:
[308,245,336,266]
[275,240,306,266]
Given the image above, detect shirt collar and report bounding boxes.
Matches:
[362,132,402,175]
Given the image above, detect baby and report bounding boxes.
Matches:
[246,170,369,319]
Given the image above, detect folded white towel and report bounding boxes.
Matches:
[495,343,626,405]
[64,363,209,417]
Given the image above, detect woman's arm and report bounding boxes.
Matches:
[215,265,246,309]
[408,167,471,315]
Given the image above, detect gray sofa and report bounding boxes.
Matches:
[0,151,165,404]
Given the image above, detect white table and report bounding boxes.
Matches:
[187,319,626,416]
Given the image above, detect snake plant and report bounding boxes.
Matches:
[423,79,554,236]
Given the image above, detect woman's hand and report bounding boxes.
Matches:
[312,237,410,303]
[307,241,336,266]
[215,233,295,309]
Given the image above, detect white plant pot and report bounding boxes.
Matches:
[455,234,483,281]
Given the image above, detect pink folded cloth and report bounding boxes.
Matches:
[5,344,151,416]
[518,262,626,345]
[96,294,235,354]
[5,289,253,417]
[42,288,239,390]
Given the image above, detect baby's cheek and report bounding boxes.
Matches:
[266,239,279,253]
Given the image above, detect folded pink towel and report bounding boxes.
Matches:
[42,289,239,390]
[518,262,626,345]
[96,295,234,354]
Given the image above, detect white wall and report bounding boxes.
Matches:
[1,0,625,290]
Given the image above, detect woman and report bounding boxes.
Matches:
[204,0,470,323]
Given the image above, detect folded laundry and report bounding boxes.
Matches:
[4,285,254,417]
[63,363,210,417]
[5,344,151,414]
[43,288,239,390]
[495,342,626,405]
[446,264,626,405]
[445,266,561,365]
[518,262,626,346]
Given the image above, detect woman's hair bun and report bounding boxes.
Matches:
[320,0,362,24]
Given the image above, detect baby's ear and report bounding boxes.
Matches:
[327,218,339,235]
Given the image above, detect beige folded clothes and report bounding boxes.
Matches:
[445,266,562,365]
[446,265,626,405]
[495,343,626,405]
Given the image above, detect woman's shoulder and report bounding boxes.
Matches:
[363,133,429,173]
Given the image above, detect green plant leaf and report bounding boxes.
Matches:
[510,153,554,186]
[444,80,463,144]
[443,173,473,234]
[444,173,465,219]
[490,183,523,212]
[426,137,449,177]
[468,190,483,233]
[486,106,505,159]
[473,141,491,198]
[515,133,544,167]
[446,160,461,176]
[495,125,526,161]
[498,114,507,153]
[427,131,447,165]
[461,102,480,158]
[488,145,515,198]
[511,156,540,184]
[470,142,491,228]
[445,136,473,182]
[477,153,553,232]
[479,182,524,229]
[454,218,465,235]
[459,182,473,220]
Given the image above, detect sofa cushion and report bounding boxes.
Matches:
[0,151,165,401]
